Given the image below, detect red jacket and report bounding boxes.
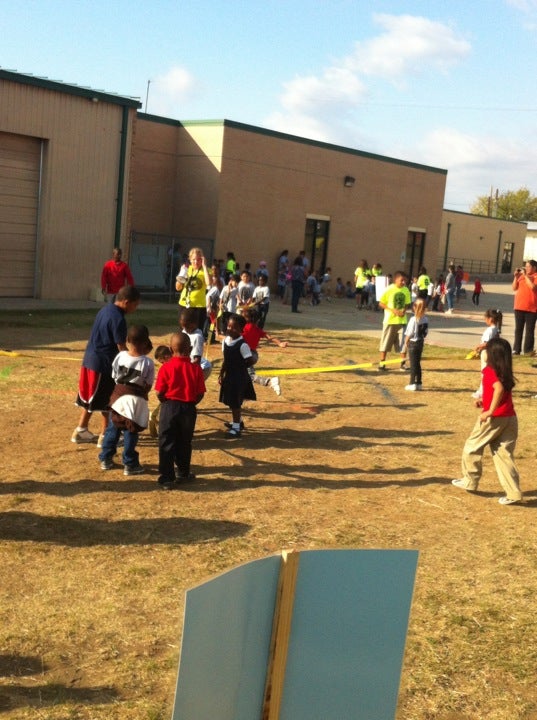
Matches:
[101,260,135,294]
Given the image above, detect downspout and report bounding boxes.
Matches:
[33,140,45,297]
[114,105,129,248]
[443,222,451,272]
[495,230,503,274]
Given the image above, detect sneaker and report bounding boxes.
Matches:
[226,427,241,438]
[224,420,245,430]
[100,459,113,471]
[378,363,387,372]
[451,478,476,492]
[71,428,97,444]
[270,377,281,396]
[471,391,482,400]
[400,363,407,372]
[405,384,417,391]
[124,464,145,476]
[498,496,521,505]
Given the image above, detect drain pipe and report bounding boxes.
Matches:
[495,230,503,274]
[443,223,451,271]
[114,105,129,248]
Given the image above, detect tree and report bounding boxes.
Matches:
[470,187,537,221]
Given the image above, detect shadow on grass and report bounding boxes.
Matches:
[0,512,249,546]
[0,682,118,712]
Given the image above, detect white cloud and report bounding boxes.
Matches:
[417,127,537,209]
[349,14,471,80]
[145,65,197,116]
[265,13,470,144]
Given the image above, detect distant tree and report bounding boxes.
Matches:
[470,187,537,221]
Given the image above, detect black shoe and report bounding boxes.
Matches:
[175,472,196,483]
[157,480,176,491]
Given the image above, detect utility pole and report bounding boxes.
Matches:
[145,80,151,113]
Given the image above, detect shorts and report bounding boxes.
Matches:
[379,324,404,353]
[75,367,115,412]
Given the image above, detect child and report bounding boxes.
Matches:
[219,273,239,333]
[180,307,213,380]
[237,270,255,314]
[252,274,271,328]
[98,324,154,475]
[242,307,288,398]
[472,277,484,306]
[321,267,332,301]
[471,308,502,400]
[148,344,173,439]
[204,273,222,343]
[404,298,428,391]
[154,332,206,489]
[452,337,523,505]
[335,277,345,298]
[219,313,256,438]
[306,270,321,306]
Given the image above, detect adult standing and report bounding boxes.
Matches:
[354,259,370,309]
[277,250,289,301]
[512,260,537,355]
[290,255,306,313]
[378,271,411,370]
[176,247,210,332]
[72,285,141,444]
[444,264,456,314]
[101,248,135,302]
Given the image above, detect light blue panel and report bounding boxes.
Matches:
[171,555,281,720]
[279,549,418,720]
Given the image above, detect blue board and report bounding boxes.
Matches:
[172,549,418,720]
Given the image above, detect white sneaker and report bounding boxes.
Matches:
[71,428,97,444]
[405,384,417,391]
[270,377,281,396]
[471,390,482,400]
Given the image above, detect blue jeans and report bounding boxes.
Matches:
[98,417,139,467]
[446,289,455,310]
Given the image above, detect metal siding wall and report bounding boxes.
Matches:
[0,132,41,296]
[0,79,130,299]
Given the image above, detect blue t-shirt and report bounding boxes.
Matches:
[82,303,127,374]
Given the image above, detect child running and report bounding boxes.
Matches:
[154,333,206,490]
[219,313,256,438]
[403,298,428,391]
[242,307,288,398]
[452,337,523,505]
[471,308,502,400]
[98,324,154,475]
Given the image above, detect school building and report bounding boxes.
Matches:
[0,68,525,300]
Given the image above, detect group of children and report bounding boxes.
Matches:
[96,304,287,489]
[86,275,522,504]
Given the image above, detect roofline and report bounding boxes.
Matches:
[0,69,142,109]
[176,118,448,175]
[443,208,527,225]
[137,113,447,175]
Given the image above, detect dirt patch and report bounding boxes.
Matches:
[0,309,536,719]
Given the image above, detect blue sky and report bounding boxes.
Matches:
[2,0,537,211]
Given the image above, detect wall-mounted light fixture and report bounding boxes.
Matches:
[344,175,355,187]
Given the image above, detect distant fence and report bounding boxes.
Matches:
[129,232,214,301]
[436,257,512,277]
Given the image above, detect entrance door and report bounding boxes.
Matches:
[501,242,514,273]
[304,218,330,273]
[404,231,425,279]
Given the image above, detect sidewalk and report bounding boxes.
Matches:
[0,283,517,351]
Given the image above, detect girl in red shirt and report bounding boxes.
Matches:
[452,337,523,505]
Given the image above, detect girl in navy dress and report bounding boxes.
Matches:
[218,314,256,438]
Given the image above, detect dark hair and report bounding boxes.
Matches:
[127,324,152,352]
[243,307,260,324]
[180,307,198,327]
[116,285,140,302]
[486,337,515,392]
[293,256,303,266]
[228,312,246,330]
[484,308,503,333]
[170,331,191,356]
[154,344,172,362]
